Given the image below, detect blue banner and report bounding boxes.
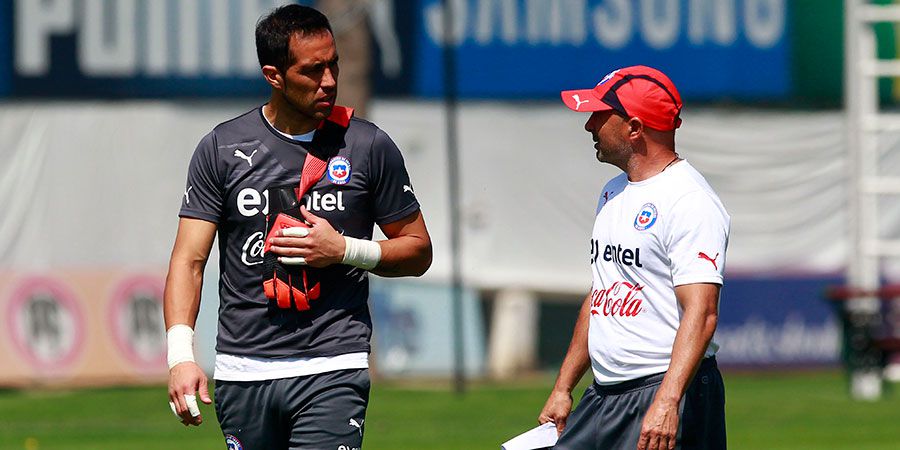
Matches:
[716,277,842,367]
[3,0,295,98]
[0,0,10,97]
[369,279,486,377]
[409,0,790,99]
[1,0,790,99]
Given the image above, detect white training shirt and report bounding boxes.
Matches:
[588,160,730,385]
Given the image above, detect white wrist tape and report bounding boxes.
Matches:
[342,236,381,270]
[169,394,201,419]
[166,324,195,369]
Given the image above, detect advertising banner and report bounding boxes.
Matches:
[4,0,283,98]
[0,271,169,387]
[409,0,790,98]
[716,277,842,367]
[1,0,792,100]
[0,1,10,97]
[370,279,486,377]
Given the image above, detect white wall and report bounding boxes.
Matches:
[1,100,883,291]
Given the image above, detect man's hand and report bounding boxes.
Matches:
[168,361,212,426]
[538,389,574,437]
[268,206,345,268]
[637,397,679,450]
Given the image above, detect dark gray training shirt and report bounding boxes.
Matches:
[179,106,420,358]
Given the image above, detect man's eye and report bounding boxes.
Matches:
[302,65,324,75]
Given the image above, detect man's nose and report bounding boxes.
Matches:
[322,68,337,89]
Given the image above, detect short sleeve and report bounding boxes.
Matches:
[666,191,730,286]
[369,128,420,225]
[178,132,224,223]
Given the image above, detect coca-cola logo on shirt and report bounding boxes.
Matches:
[590,281,644,317]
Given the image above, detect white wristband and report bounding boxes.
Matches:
[342,236,381,270]
[166,324,195,369]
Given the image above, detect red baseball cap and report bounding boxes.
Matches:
[561,65,683,131]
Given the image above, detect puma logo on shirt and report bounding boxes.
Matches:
[698,252,719,270]
[234,149,258,167]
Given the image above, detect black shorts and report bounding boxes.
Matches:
[215,369,370,450]
[554,357,726,450]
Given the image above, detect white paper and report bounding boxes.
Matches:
[501,422,559,450]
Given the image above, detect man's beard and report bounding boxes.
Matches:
[596,140,630,166]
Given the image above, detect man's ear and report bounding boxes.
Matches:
[626,116,644,141]
[262,65,283,90]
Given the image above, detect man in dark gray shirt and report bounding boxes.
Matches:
[163,5,432,450]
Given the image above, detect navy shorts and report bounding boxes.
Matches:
[215,369,370,450]
[554,357,726,450]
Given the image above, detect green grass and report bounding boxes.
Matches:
[0,371,898,449]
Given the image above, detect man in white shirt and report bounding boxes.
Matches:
[539,65,730,450]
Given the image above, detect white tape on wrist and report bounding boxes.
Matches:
[342,236,381,270]
[166,324,195,369]
[169,394,201,419]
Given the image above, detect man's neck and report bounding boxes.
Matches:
[625,149,679,182]
[263,98,319,136]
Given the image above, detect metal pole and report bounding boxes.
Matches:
[442,0,465,395]
[844,0,883,400]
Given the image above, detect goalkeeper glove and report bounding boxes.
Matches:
[261,185,321,310]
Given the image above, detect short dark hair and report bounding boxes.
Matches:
[256,4,333,73]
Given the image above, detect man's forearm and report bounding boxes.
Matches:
[164,218,216,329]
[163,259,205,329]
[370,234,432,277]
[552,293,593,393]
